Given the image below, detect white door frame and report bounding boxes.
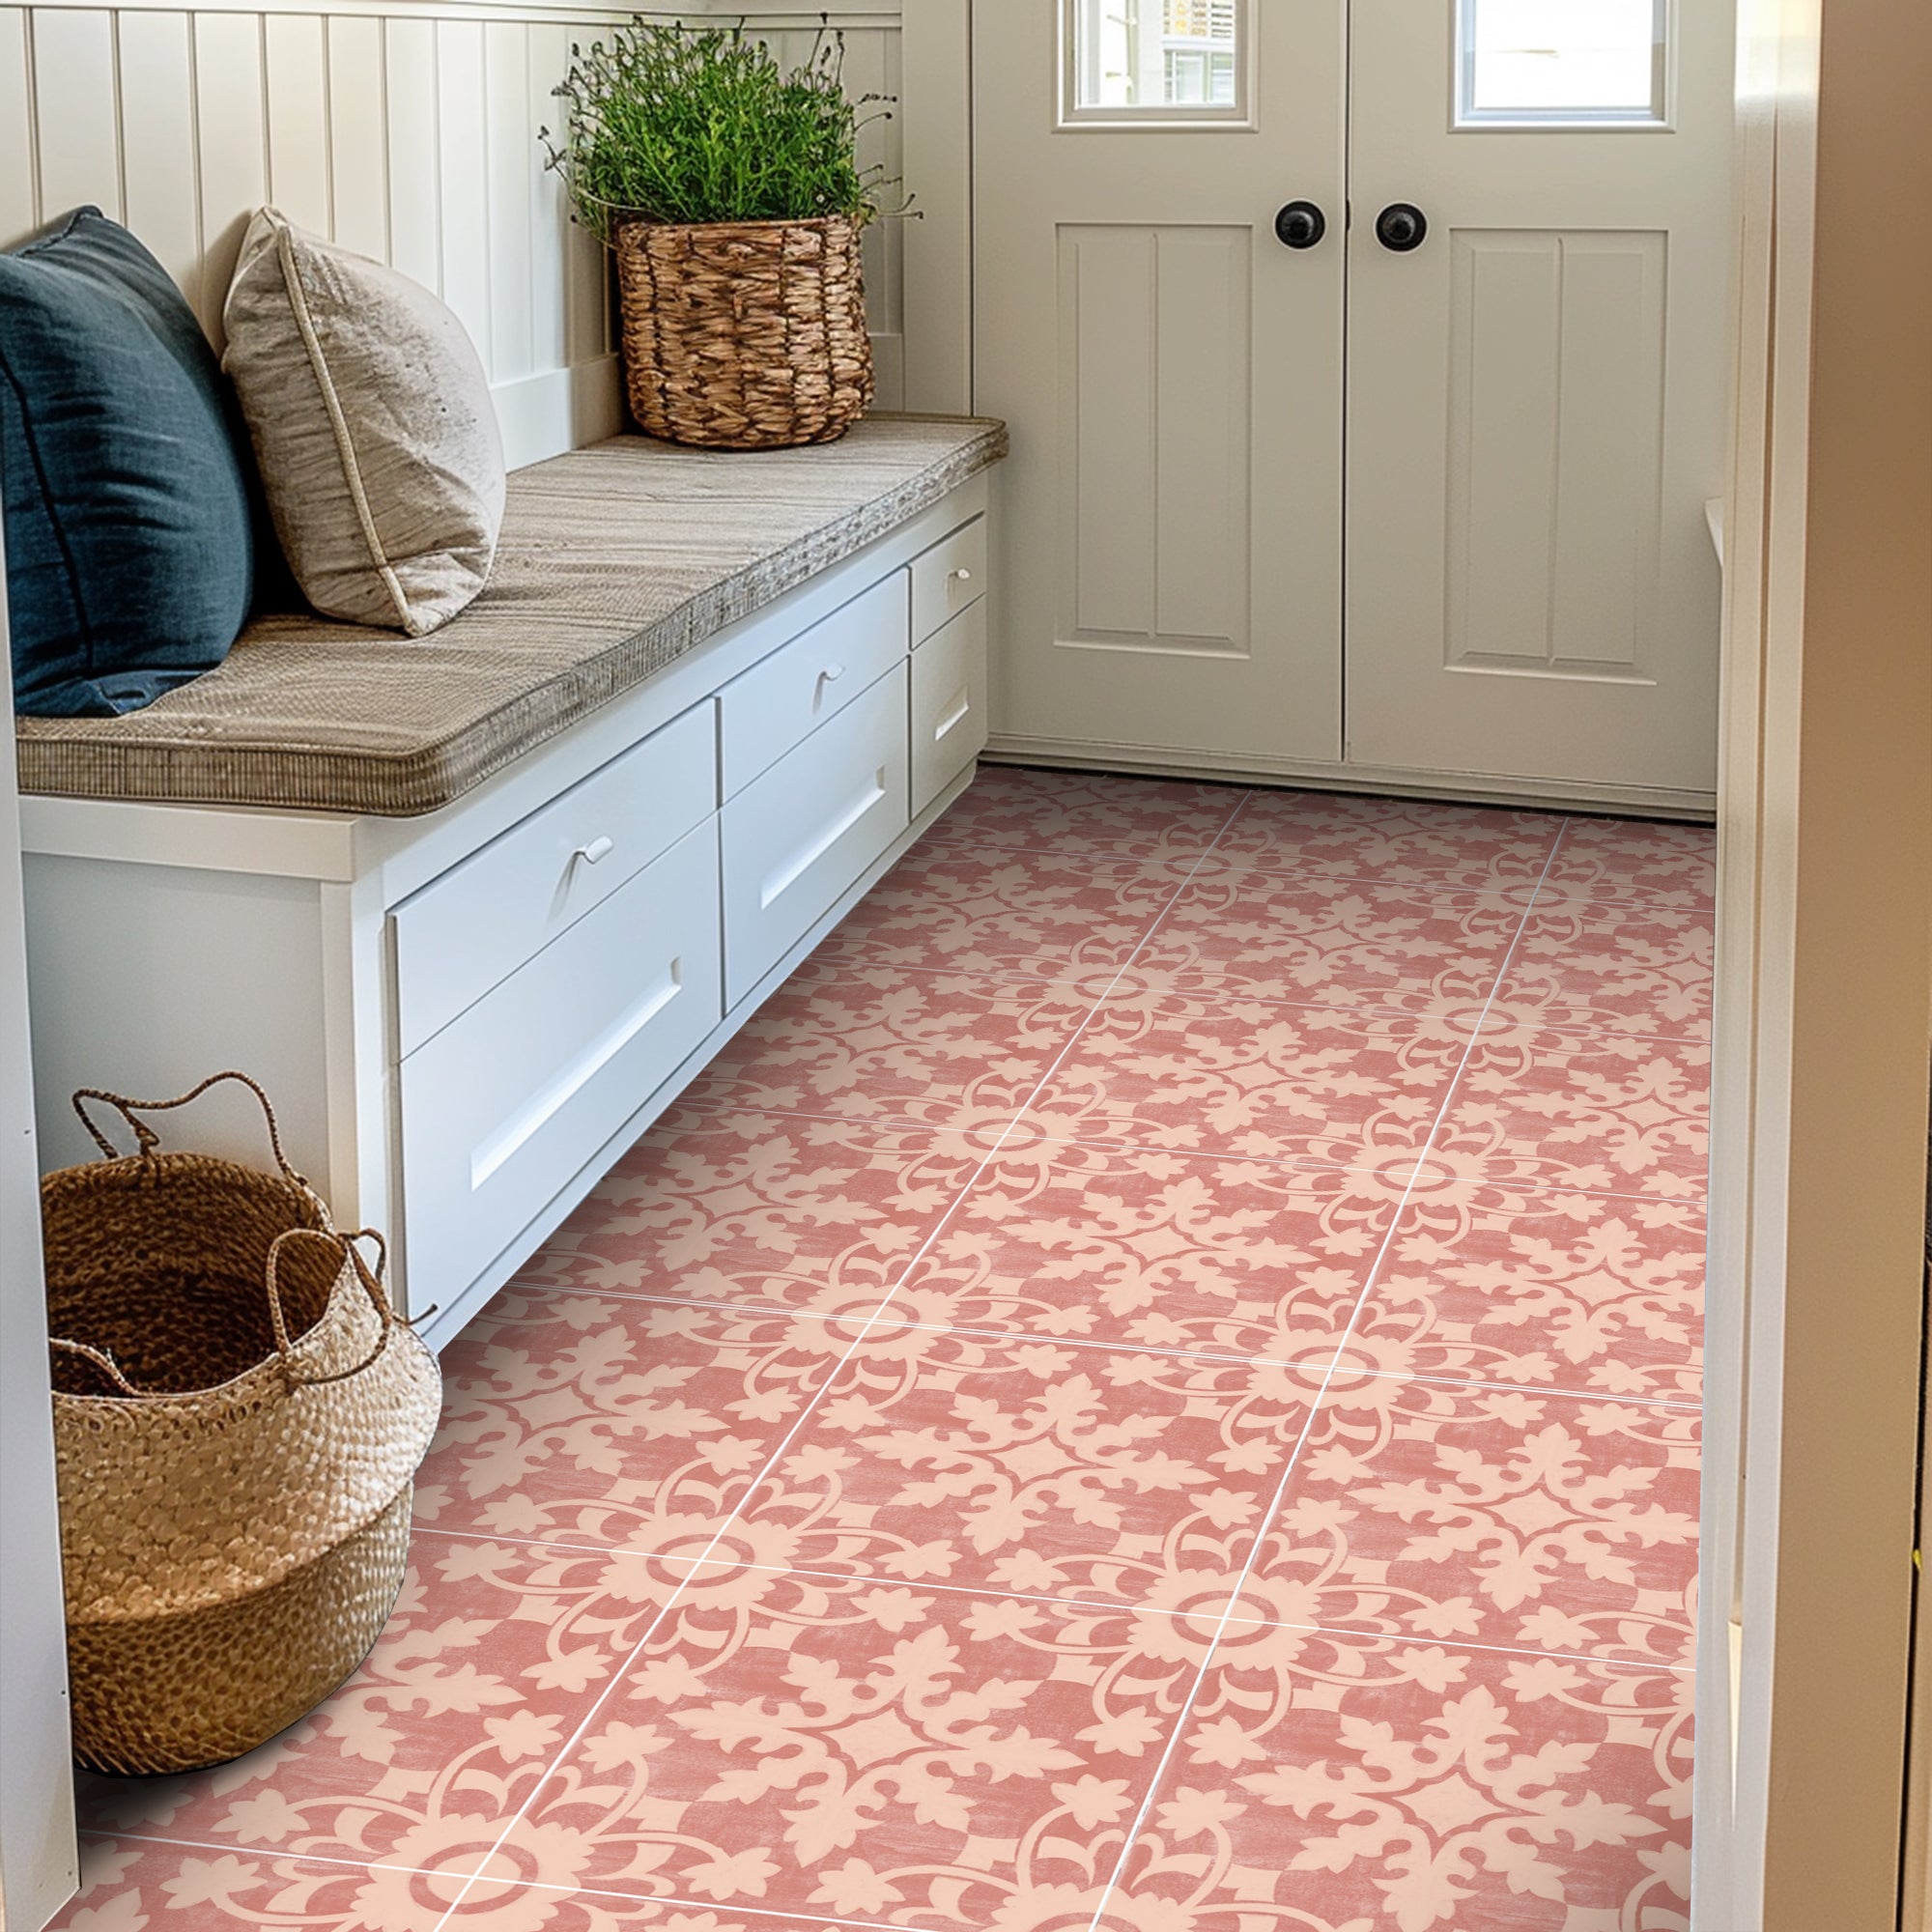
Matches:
[906,5,1932,1923]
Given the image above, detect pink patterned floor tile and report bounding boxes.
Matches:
[70,1536,676,1874]
[1208,790,1563,890]
[1101,1631,1691,1932]
[46,1836,496,1932]
[1343,1187,1705,1404]
[1538,817,1717,909]
[1488,901,1715,1039]
[718,1326,1325,1604]
[1435,1027,1712,1200]
[1017,991,1471,1166]
[1231,1381,1699,1667]
[684,965,1092,1138]
[491,1569,1211,1930]
[814,846,1186,982]
[516,1110,986,1318]
[417,1294,857,1551]
[886,1141,1399,1358]
[918,764,1246,862]
[1136,868,1522,1015]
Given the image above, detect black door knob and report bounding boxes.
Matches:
[1375,203,1428,252]
[1274,200,1326,250]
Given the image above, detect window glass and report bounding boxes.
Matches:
[1460,0,1665,123]
[1070,0,1244,119]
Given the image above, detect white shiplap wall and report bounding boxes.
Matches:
[0,2,905,467]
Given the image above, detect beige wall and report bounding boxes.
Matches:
[1710,0,1932,1921]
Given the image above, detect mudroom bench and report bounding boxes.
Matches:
[16,415,1006,1349]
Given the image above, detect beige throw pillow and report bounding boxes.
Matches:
[222,208,505,637]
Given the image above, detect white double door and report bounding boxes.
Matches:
[973,0,1733,803]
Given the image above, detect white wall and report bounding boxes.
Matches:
[0,0,908,468]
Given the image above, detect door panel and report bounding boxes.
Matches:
[1345,0,1732,794]
[974,0,1346,764]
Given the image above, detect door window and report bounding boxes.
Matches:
[1457,0,1667,126]
[1065,0,1249,124]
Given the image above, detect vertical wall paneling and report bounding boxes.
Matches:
[326,14,387,260]
[384,15,440,295]
[560,23,611,368]
[264,13,330,235]
[4,5,906,461]
[192,11,268,338]
[434,19,491,369]
[116,13,199,298]
[0,9,34,244]
[485,21,534,384]
[526,19,569,377]
[31,10,120,224]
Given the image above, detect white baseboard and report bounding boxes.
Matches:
[979,733,1719,823]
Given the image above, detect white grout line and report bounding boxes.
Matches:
[489,1279,1704,1413]
[426,787,1263,1928]
[1078,823,1576,1932]
[640,1094,1711,1215]
[403,1529,1695,1677]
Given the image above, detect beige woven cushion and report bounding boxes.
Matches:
[221,208,505,636]
[15,416,1009,816]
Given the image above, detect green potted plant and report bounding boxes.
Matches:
[544,18,896,451]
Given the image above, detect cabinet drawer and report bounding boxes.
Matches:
[720,571,908,798]
[399,820,723,1311]
[911,599,988,817]
[393,702,717,1057]
[910,515,986,646]
[722,662,909,1006]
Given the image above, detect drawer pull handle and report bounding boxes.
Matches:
[469,964,683,1189]
[817,664,847,686]
[934,689,972,742]
[760,772,889,911]
[949,567,974,585]
[574,836,615,867]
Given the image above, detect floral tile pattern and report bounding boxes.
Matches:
[493,1571,1209,1930]
[1103,1633,1691,1932]
[51,769,1710,1932]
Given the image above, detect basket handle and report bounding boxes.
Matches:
[264,1226,406,1388]
[72,1072,312,1194]
[48,1337,145,1396]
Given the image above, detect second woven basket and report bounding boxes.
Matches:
[43,1072,442,1776]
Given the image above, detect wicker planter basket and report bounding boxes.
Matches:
[43,1073,441,1776]
[614,213,874,450]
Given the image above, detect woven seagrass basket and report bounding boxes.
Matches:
[614,213,874,450]
[43,1073,441,1776]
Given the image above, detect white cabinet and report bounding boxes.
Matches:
[723,663,911,1006]
[392,703,718,1058]
[20,476,994,1351]
[399,820,724,1311]
[721,573,909,798]
[912,601,990,816]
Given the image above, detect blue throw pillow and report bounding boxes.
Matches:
[0,208,260,716]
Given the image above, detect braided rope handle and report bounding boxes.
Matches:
[49,1337,145,1396]
[264,1226,412,1389]
[71,1071,313,1195]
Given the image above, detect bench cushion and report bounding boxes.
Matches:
[14,414,1005,816]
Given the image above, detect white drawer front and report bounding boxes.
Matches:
[720,571,909,798]
[400,819,724,1309]
[393,702,718,1057]
[911,599,988,817]
[723,662,910,1006]
[910,515,986,646]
